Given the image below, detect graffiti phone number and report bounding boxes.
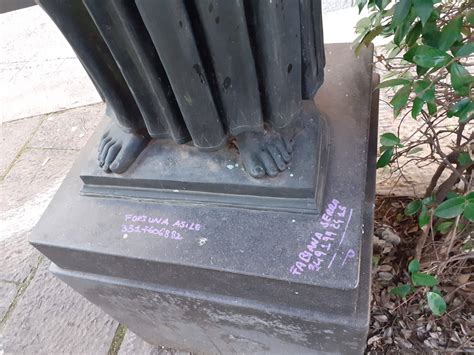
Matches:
[121,224,183,240]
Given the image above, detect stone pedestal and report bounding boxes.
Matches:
[31,44,378,354]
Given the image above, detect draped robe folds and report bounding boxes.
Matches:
[38,0,325,151]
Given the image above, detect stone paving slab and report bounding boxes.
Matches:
[28,103,102,150]
[0,147,77,214]
[0,260,119,355]
[0,104,101,243]
[119,331,191,355]
[0,6,101,123]
[0,103,121,355]
[0,0,35,14]
[0,282,17,320]
[0,115,42,178]
[0,231,40,284]
[322,0,353,12]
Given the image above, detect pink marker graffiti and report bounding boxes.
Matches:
[120,214,204,241]
[289,199,354,276]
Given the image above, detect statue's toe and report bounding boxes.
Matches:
[283,137,293,154]
[267,144,286,171]
[99,140,115,167]
[103,143,121,172]
[109,149,132,174]
[274,139,291,162]
[96,121,150,174]
[241,154,265,178]
[109,160,121,173]
[259,150,278,177]
[235,130,291,178]
[109,135,148,174]
[254,165,265,177]
[97,136,111,156]
[98,130,110,152]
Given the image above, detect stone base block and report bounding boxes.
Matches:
[31,44,377,354]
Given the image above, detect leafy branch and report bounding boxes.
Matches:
[355,0,473,317]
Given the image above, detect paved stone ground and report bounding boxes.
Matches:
[0,6,101,123]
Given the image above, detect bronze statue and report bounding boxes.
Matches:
[37,0,325,178]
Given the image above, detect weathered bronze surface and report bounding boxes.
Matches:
[37,0,325,179]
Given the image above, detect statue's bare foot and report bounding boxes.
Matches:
[235,130,293,178]
[97,123,150,173]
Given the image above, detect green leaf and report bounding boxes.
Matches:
[394,14,414,46]
[408,259,421,273]
[450,41,464,56]
[380,133,401,147]
[455,43,474,57]
[438,17,463,51]
[391,284,412,297]
[458,152,473,167]
[413,0,433,25]
[416,65,429,76]
[413,45,452,68]
[405,199,422,215]
[377,79,411,89]
[463,200,474,222]
[357,0,369,12]
[414,80,435,102]
[468,11,474,26]
[446,191,459,200]
[377,147,394,168]
[406,21,423,46]
[423,195,435,206]
[448,98,470,117]
[427,292,446,316]
[380,145,391,153]
[412,272,438,286]
[450,63,473,96]
[422,19,441,47]
[462,239,473,251]
[427,101,437,115]
[434,196,466,218]
[377,0,392,10]
[404,45,420,62]
[355,17,372,33]
[355,26,383,55]
[388,45,402,59]
[466,192,474,202]
[418,205,430,228]
[435,221,454,233]
[391,85,411,113]
[393,0,413,28]
[458,102,474,124]
[412,97,424,118]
